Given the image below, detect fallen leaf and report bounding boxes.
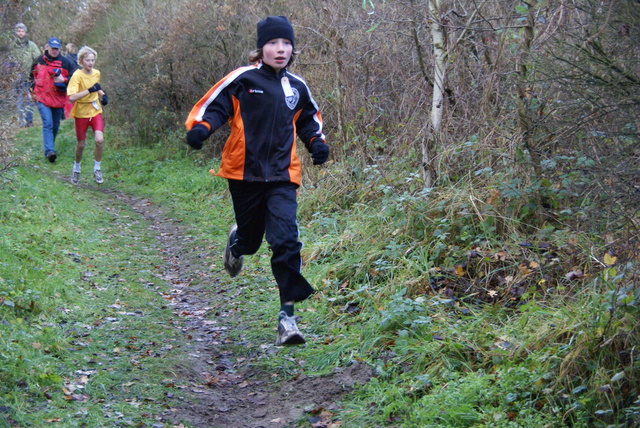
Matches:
[518,263,532,275]
[604,253,617,266]
[71,393,89,402]
[486,189,501,205]
[494,251,508,261]
[494,339,513,350]
[598,384,612,393]
[565,270,583,280]
[126,399,141,407]
[343,302,361,314]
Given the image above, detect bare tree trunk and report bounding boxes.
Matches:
[515,0,542,177]
[410,0,433,88]
[430,0,446,134]
[422,0,446,188]
[333,36,346,147]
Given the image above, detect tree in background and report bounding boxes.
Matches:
[539,0,639,238]
[4,0,639,248]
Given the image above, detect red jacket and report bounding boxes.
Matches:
[30,51,75,108]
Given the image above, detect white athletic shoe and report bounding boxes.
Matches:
[223,224,243,277]
[275,312,306,346]
[94,169,104,184]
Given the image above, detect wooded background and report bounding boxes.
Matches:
[2,0,639,251]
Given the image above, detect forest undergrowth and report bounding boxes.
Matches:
[1,117,638,427]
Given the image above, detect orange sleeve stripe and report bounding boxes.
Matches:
[184,65,257,131]
[288,110,303,186]
[212,96,246,180]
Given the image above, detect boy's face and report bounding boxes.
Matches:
[262,38,292,72]
[81,53,95,71]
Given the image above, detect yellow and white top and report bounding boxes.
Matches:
[67,68,102,118]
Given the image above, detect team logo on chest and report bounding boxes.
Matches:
[285,88,299,110]
[281,76,299,110]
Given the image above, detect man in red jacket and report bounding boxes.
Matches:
[30,37,75,163]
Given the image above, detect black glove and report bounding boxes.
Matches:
[186,124,210,150]
[88,83,102,93]
[311,140,329,165]
[101,94,108,106]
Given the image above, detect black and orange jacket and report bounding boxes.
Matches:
[185,62,326,186]
[30,51,74,108]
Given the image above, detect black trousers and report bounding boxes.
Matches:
[227,180,314,304]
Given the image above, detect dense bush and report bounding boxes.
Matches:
[4,2,638,243]
[54,0,636,244]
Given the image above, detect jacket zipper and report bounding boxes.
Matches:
[264,69,284,182]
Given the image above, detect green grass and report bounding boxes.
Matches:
[0,121,233,427]
[2,121,638,427]
[0,168,185,426]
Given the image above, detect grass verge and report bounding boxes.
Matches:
[0,168,185,426]
[0,122,230,427]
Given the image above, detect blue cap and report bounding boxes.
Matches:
[47,37,62,49]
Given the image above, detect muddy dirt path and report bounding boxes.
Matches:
[101,189,372,428]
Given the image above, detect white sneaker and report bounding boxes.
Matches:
[94,169,104,184]
[223,224,243,277]
[71,170,80,185]
[275,312,306,346]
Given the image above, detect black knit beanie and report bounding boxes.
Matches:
[256,16,295,49]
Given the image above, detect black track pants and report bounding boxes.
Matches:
[227,180,315,303]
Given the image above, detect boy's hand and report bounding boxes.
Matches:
[88,83,102,93]
[186,124,210,150]
[101,94,108,106]
[311,140,329,165]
